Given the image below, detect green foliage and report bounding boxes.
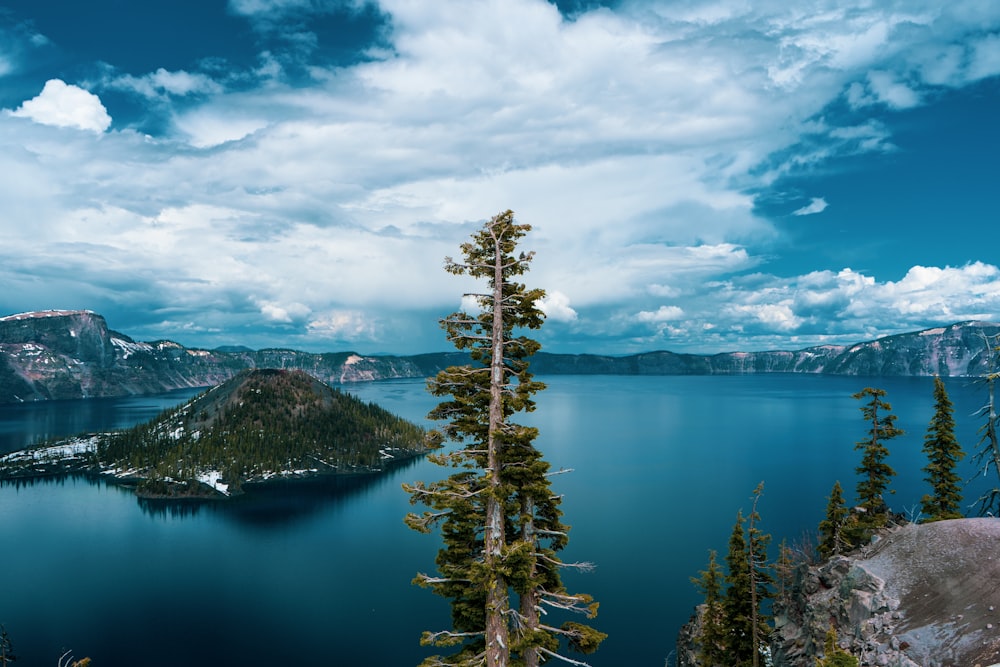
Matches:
[405,211,602,667]
[95,369,426,492]
[721,487,773,667]
[920,377,965,521]
[691,551,727,666]
[0,624,15,665]
[817,481,848,558]
[851,387,902,536]
[815,625,858,667]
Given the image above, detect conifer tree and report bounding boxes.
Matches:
[852,387,903,533]
[0,624,15,665]
[722,486,772,667]
[723,511,753,664]
[404,211,603,667]
[817,481,848,558]
[920,377,964,521]
[691,550,726,667]
[815,625,858,667]
[973,334,1000,515]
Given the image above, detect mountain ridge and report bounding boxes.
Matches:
[2,310,999,404]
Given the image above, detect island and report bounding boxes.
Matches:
[0,369,428,499]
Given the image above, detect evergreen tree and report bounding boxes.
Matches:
[404,211,603,667]
[691,550,726,667]
[920,377,964,521]
[973,334,1000,515]
[0,624,15,665]
[852,387,903,533]
[723,511,753,664]
[817,481,848,558]
[815,625,858,667]
[723,489,772,667]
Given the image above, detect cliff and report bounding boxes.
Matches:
[679,519,1000,666]
[773,519,1000,666]
[2,310,1000,405]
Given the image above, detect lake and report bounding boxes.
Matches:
[0,374,994,666]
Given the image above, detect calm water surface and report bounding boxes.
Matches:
[0,375,992,665]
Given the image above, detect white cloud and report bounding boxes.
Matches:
[8,79,111,132]
[257,300,311,323]
[306,310,379,341]
[536,291,578,323]
[3,1,1000,353]
[636,305,685,323]
[792,197,828,216]
[109,68,224,99]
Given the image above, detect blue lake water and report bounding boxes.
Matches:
[0,375,993,665]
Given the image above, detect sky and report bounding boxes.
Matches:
[1,0,999,355]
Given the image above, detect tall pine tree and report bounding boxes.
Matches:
[973,333,1000,515]
[404,211,603,667]
[691,550,726,667]
[920,376,964,521]
[722,485,772,667]
[852,387,903,533]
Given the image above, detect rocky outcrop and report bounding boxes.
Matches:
[3,310,1000,404]
[771,519,1000,666]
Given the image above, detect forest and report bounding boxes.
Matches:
[95,368,427,495]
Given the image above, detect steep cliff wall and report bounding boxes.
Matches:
[2,311,1000,404]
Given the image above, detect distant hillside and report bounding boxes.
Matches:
[2,310,1000,404]
[0,369,428,497]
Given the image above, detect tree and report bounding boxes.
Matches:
[817,481,848,558]
[690,551,726,667]
[973,333,1000,515]
[722,484,772,667]
[852,387,903,532]
[815,625,858,667]
[0,624,15,665]
[920,377,965,521]
[404,211,604,667]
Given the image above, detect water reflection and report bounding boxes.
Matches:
[3,455,426,526]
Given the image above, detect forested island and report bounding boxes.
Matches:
[0,369,427,498]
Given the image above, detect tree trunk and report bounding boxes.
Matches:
[485,226,510,667]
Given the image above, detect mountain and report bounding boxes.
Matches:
[2,310,1000,405]
[0,368,428,498]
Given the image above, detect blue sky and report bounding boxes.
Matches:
[1,0,999,355]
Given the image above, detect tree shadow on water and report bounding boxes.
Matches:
[135,455,425,528]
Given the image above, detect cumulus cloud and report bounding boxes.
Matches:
[636,305,685,323]
[307,310,379,341]
[792,197,828,216]
[8,79,111,132]
[536,291,578,323]
[2,1,1000,353]
[257,299,311,323]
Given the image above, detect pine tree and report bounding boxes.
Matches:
[817,481,848,558]
[723,511,754,664]
[0,624,15,665]
[815,625,858,667]
[852,387,903,533]
[973,333,1000,515]
[920,377,964,521]
[691,550,726,666]
[404,211,604,667]
[722,487,772,667]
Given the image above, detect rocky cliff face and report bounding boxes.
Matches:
[2,311,1000,405]
[771,519,1000,667]
[678,519,1000,667]
[0,310,457,404]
